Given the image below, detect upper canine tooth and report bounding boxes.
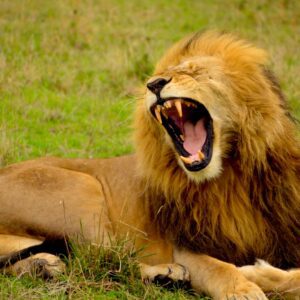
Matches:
[155,106,162,124]
[198,150,205,160]
[180,155,192,164]
[175,100,182,117]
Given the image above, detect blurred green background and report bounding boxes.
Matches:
[0,1,299,298]
[0,0,299,167]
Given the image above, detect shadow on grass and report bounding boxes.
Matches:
[0,237,198,299]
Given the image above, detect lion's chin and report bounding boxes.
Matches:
[177,145,223,183]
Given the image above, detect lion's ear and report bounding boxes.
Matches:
[262,68,286,107]
[262,67,297,122]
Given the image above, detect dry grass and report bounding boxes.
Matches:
[0,0,299,298]
[0,239,195,299]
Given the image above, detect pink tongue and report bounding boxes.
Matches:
[183,119,207,155]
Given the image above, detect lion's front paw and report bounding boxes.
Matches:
[221,280,267,300]
[139,263,190,288]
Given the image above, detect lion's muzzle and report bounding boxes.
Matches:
[150,97,214,172]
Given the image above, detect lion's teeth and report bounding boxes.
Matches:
[198,150,205,160]
[175,100,182,118]
[164,101,171,108]
[180,156,192,164]
[161,108,168,119]
[180,134,184,141]
[155,106,162,124]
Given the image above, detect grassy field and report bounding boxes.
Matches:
[0,0,299,298]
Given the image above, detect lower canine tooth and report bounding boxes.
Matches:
[198,150,205,160]
[175,100,183,118]
[180,134,184,141]
[180,156,192,164]
[155,107,162,124]
[162,109,168,119]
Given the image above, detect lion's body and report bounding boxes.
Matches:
[0,155,172,264]
[1,31,300,299]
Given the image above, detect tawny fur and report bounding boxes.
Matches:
[0,31,299,299]
[134,31,300,268]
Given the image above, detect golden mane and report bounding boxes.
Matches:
[134,31,300,268]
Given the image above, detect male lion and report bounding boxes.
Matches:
[0,31,300,299]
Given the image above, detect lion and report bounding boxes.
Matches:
[0,31,300,299]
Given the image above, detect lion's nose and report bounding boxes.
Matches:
[146,77,171,95]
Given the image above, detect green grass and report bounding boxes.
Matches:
[0,0,299,298]
[0,240,196,299]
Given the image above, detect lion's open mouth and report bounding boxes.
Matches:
[150,98,213,172]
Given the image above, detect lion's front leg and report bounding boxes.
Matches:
[174,249,267,300]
